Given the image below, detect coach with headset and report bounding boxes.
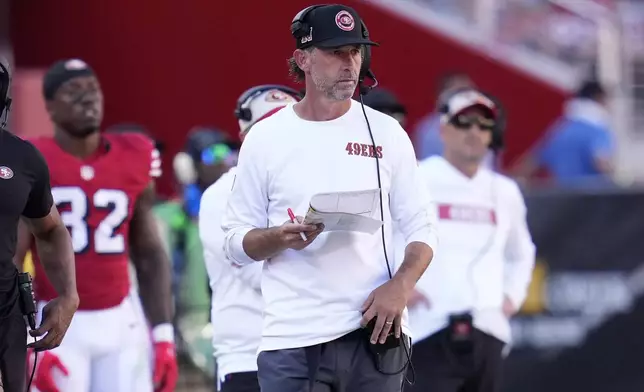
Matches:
[199,84,300,392]
[221,4,438,392]
[404,88,536,392]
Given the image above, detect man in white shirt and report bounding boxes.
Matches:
[221,4,438,392]
[405,88,536,392]
[199,84,300,392]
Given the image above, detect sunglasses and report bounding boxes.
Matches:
[451,114,496,131]
[200,143,235,166]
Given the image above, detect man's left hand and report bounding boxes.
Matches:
[152,325,178,392]
[360,277,411,344]
[503,295,517,317]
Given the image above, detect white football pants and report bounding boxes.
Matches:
[31,293,153,392]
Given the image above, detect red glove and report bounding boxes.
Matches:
[152,324,178,392]
[27,349,68,392]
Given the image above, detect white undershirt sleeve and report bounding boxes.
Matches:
[221,132,269,266]
[199,181,263,291]
[229,262,263,291]
[503,184,536,309]
[389,126,439,254]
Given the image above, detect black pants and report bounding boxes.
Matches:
[0,303,27,392]
[257,329,409,392]
[219,371,260,392]
[404,328,504,392]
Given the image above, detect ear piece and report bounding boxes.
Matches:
[235,107,252,122]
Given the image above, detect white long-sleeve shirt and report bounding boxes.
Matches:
[198,166,263,380]
[407,156,535,344]
[221,100,439,352]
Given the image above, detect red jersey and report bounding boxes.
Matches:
[30,132,161,310]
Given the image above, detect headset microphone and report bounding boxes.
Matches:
[359,70,379,97]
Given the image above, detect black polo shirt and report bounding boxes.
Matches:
[0,129,53,316]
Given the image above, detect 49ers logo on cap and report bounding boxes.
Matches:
[335,10,355,31]
[65,59,88,70]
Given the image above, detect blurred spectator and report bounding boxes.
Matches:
[496,1,598,69]
[419,0,477,24]
[172,127,238,218]
[362,87,407,128]
[515,80,615,185]
[406,87,536,392]
[154,128,237,323]
[417,0,610,70]
[414,72,498,168]
[414,71,474,160]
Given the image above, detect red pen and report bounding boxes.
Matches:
[287,208,308,241]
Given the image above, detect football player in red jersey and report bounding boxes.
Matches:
[13,59,177,392]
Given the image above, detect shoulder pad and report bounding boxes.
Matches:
[106,132,161,179]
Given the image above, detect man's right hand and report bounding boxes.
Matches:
[27,294,79,352]
[278,216,324,250]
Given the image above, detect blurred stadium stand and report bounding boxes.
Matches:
[366,0,644,184]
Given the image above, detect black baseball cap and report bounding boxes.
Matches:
[362,88,406,114]
[42,59,95,100]
[293,4,379,49]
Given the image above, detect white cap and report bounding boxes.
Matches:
[238,89,298,133]
[441,89,496,123]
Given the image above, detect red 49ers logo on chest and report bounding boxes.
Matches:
[345,142,383,158]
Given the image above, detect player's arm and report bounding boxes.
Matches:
[129,138,178,391]
[129,182,173,328]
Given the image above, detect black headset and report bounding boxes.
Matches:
[0,61,12,128]
[438,87,506,152]
[290,4,378,95]
[234,84,302,123]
